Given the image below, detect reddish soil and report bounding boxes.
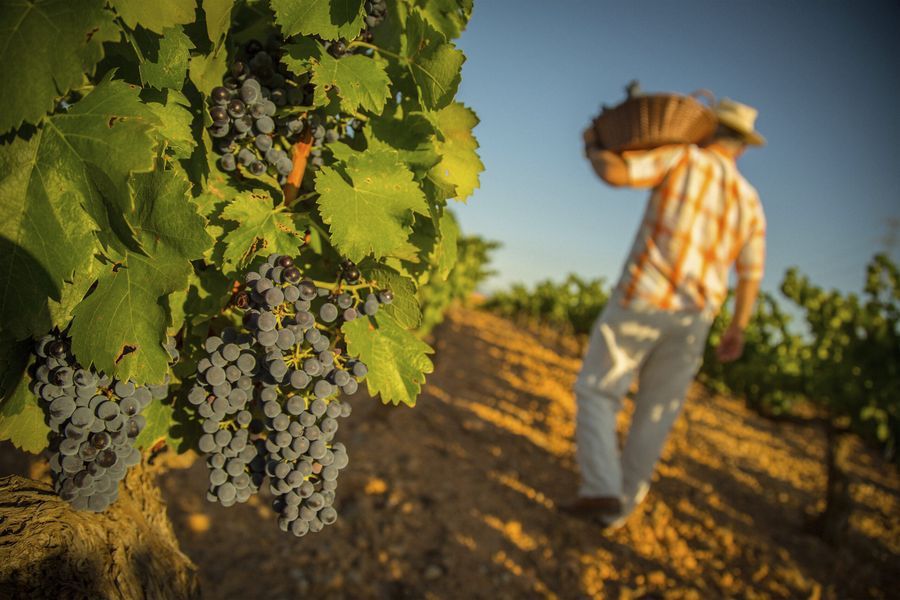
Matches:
[159,308,899,599]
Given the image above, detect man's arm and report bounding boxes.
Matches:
[716,277,761,363]
[583,126,629,187]
[731,277,761,331]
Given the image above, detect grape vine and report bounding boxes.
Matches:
[29,333,173,512]
[0,0,481,527]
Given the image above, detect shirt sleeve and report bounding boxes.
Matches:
[735,197,766,281]
[621,144,687,188]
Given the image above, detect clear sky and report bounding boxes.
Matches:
[452,0,900,297]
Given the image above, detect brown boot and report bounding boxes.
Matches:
[558,496,622,517]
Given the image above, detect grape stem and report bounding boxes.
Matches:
[308,279,372,292]
[347,41,401,61]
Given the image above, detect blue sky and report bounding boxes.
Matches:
[451,1,900,298]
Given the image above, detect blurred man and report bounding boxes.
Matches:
[563,98,767,529]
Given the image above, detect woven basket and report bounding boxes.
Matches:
[593,90,717,152]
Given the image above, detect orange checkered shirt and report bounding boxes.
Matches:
[614,144,766,313]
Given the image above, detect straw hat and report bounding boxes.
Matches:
[715,98,766,146]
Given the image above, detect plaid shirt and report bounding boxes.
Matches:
[614,144,766,313]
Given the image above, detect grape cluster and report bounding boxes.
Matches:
[208,37,312,178]
[187,329,264,506]
[266,393,353,536]
[208,37,363,180]
[191,253,390,536]
[30,334,167,512]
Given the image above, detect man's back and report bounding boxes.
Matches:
[614,143,766,313]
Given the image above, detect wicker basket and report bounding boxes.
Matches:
[593,89,717,152]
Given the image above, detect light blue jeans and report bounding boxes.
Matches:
[573,295,713,523]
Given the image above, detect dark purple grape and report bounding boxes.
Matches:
[327,41,348,58]
[96,449,117,468]
[283,267,301,284]
[249,161,266,176]
[342,263,360,284]
[255,116,275,134]
[227,98,246,118]
[255,134,273,152]
[48,340,67,358]
[231,61,247,78]
[233,114,253,133]
[209,105,229,124]
[276,157,293,176]
[211,86,230,104]
[220,153,237,172]
[91,431,111,450]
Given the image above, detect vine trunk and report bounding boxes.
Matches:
[0,460,199,599]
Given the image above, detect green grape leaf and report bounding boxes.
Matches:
[134,398,175,450]
[428,102,482,201]
[0,0,118,133]
[47,259,99,329]
[220,192,305,270]
[110,0,197,34]
[343,312,433,406]
[168,269,232,331]
[313,54,391,114]
[283,40,391,114]
[70,167,213,384]
[189,44,228,95]
[403,11,464,110]
[371,0,406,53]
[315,147,428,262]
[0,78,160,340]
[203,0,234,44]
[272,0,364,41]
[0,370,49,454]
[281,37,318,76]
[0,335,30,402]
[138,26,194,90]
[368,111,440,175]
[434,208,459,278]
[414,0,473,40]
[145,90,197,159]
[365,266,421,329]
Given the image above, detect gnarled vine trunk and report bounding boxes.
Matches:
[0,460,199,600]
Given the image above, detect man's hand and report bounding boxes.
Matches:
[716,326,745,363]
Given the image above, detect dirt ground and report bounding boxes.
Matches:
[157,307,898,599]
[2,307,897,599]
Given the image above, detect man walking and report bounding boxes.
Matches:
[564,98,767,529]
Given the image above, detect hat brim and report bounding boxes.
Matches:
[718,114,766,146]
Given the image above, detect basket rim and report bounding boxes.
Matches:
[597,93,716,118]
